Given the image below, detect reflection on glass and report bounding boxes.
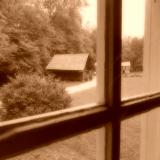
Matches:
[140,107,160,160]
[121,115,141,160]
[0,0,98,121]
[121,0,146,99]
[6,129,99,160]
[122,0,160,100]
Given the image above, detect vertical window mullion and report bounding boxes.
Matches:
[103,0,122,160]
[112,1,122,160]
[97,0,122,159]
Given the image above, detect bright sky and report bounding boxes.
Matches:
[80,0,145,37]
[80,0,97,29]
[122,0,145,37]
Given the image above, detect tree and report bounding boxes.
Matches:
[0,11,17,84]
[43,0,87,18]
[122,37,143,72]
[0,0,52,80]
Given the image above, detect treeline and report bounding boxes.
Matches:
[0,0,96,85]
[122,37,143,72]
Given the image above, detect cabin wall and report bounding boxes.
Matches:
[49,71,84,81]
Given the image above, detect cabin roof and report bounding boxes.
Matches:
[46,53,89,71]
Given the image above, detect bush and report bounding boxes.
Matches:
[0,74,71,121]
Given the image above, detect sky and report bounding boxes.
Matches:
[122,0,145,37]
[80,0,146,37]
[80,0,97,29]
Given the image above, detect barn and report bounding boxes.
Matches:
[46,53,93,81]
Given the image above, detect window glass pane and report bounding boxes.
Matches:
[121,115,142,160]
[140,107,160,160]
[143,0,160,93]
[0,0,104,122]
[121,108,160,160]
[122,0,160,100]
[5,128,105,160]
[121,0,146,99]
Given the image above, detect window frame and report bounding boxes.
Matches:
[0,0,160,160]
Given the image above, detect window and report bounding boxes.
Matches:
[121,0,146,99]
[0,0,99,121]
[1,0,160,160]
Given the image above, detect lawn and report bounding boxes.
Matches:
[6,75,144,160]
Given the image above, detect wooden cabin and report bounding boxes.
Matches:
[46,54,92,81]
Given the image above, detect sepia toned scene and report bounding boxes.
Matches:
[0,0,97,122]
[0,0,153,159]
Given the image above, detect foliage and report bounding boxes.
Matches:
[43,0,87,18]
[0,12,17,84]
[0,74,71,120]
[0,0,96,83]
[0,0,52,85]
[122,37,143,72]
[0,30,43,85]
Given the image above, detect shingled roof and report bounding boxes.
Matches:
[46,54,89,71]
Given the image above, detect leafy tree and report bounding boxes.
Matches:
[43,0,87,18]
[0,11,17,84]
[0,0,52,79]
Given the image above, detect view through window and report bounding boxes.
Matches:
[0,0,99,122]
[1,0,160,160]
[121,1,160,160]
[121,1,146,160]
[121,0,146,99]
[0,0,101,159]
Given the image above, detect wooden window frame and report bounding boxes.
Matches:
[0,0,160,160]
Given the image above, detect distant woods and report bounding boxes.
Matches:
[0,0,96,85]
[122,37,143,72]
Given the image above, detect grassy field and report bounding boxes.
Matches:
[7,75,144,160]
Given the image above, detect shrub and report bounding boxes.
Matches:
[0,74,71,121]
